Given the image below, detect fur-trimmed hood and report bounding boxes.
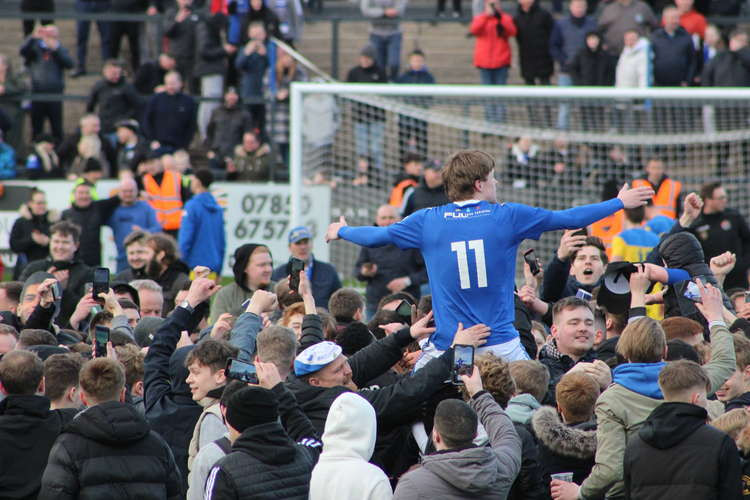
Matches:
[531,406,597,460]
[18,203,59,223]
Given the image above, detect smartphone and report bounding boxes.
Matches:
[745,291,750,304]
[576,288,593,301]
[287,257,306,293]
[684,281,702,303]
[571,228,588,238]
[452,344,475,385]
[51,281,62,302]
[92,267,110,304]
[225,358,259,384]
[94,325,110,358]
[523,249,540,276]
[396,300,412,321]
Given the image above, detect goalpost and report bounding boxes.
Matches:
[289,83,750,280]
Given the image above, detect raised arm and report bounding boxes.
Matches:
[328,216,393,248]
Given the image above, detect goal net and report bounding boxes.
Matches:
[289,83,750,282]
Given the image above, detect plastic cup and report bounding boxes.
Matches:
[551,472,574,482]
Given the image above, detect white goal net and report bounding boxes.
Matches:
[289,83,750,282]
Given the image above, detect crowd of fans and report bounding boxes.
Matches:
[0,144,749,500]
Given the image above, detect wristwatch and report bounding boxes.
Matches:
[179,300,195,314]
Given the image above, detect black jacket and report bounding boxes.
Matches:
[624,402,742,500]
[0,395,76,500]
[194,13,228,78]
[154,259,192,314]
[354,242,426,311]
[19,37,74,93]
[86,77,140,133]
[237,3,283,44]
[38,401,183,500]
[538,341,596,405]
[702,47,750,87]
[513,2,555,80]
[690,209,750,290]
[532,406,597,491]
[205,104,253,158]
[541,255,602,304]
[204,383,321,500]
[115,136,150,172]
[9,207,56,278]
[19,258,93,327]
[144,306,204,491]
[134,60,168,95]
[271,258,341,309]
[164,7,200,67]
[726,391,750,412]
[569,44,616,86]
[143,92,198,150]
[650,27,697,86]
[509,422,547,500]
[346,64,387,123]
[595,335,619,363]
[62,197,121,267]
[402,180,449,217]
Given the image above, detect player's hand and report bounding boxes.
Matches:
[325,216,347,243]
[452,322,490,347]
[210,313,234,340]
[695,279,723,323]
[255,360,282,389]
[557,229,587,261]
[247,290,278,315]
[460,366,484,397]
[710,251,736,277]
[410,311,435,340]
[617,183,654,209]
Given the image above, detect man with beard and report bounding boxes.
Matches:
[108,179,161,273]
[542,234,607,303]
[141,233,190,314]
[211,243,273,322]
[61,181,121,267]
[116,230,153,282]
[19,221,92,326]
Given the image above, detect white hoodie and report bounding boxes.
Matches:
[309,392,393,500]
[616,37,652,89]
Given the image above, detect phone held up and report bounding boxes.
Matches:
[94,325,110,358]
[451,344,475,385]
[226,358,259,384]
[92,267,110,304]
[287,257,306,293]
[523,249,540,276]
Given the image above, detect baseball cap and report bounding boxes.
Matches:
[288,226,312,244]
[294,341,342,376]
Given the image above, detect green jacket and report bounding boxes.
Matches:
[579,322,736,500]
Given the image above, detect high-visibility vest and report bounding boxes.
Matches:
[633,177,682,219]
[143,171,183,231]
[389,178,418,208]
[590,210,624,259]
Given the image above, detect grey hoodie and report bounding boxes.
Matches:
[393,392,522,499]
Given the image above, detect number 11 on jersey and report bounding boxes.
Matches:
[451,239,488,289]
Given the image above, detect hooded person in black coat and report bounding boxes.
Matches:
[513,0,555,84]
[0,350,77,500]
[39,357,183,500]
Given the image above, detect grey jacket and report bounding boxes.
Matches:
[361,0,407,36]
[393,392,522,499]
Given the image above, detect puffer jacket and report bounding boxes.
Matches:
[616,38,651,88]
[393,392,522,499]
[532,406,597,487]
[470,11,517,69]
[657,231,734,321]
[231,144,272,181]
[38,401,182,500]
[144,306,205,492]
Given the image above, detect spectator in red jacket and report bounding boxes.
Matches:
[470,0,516,122]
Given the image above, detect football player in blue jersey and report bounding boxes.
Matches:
[326,150,654,362]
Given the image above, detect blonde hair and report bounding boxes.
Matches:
[616,317,666,363]
[712,408,750,440]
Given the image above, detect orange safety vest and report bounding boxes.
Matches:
[590,210,624,259]
[143,171,183,231]
[633,177,681,219]
[389,178,418,208]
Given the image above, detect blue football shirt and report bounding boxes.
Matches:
[339,198,623,350]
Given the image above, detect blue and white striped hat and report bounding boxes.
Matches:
[294,341,342,376]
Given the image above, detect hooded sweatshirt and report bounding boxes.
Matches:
[178,191,226,274]
[612,362,666,399]
[309,393,393,500]
[624,402,742,500]
[38,401,182,499]
[506,393,541,425]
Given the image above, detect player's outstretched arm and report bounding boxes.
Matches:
[325,215,394,247]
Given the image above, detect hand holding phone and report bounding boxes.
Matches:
[92,267,110,305]
[523,249,540,276]
[225,358,259,384]
[287,258,306,294]
[94,325,110,358]
[452,344,475,385]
